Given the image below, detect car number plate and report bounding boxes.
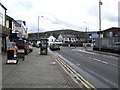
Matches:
[18,49,24,53]
[7,60,17,63]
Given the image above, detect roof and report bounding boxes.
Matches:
[102,27,120,32]
[6,15,14,20]
[0,2,7,10]
[48,35,56,39]
[60,34,76,38]
[6,15,21,27]
[86,31,98,34]
[16,20,22,25]
[16,20,23,27]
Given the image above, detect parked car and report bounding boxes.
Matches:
[16,40,30,55]
[110,42,120,53]
[15,40,25,60]
[49,44,60,51]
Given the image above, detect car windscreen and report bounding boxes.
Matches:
[16,40,24,49]
[7,42,13,47]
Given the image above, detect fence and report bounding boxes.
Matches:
[94,37,120,53]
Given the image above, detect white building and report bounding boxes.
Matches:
[57,34,78,43]
[58,34,63,42]
[47,35,56,45]
[0,3,7,53]
[6,15,22,42]
[15,20,27,39]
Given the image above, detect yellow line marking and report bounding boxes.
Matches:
[51,52,96,90]
[59,59,96,90]
[77,77,90,89]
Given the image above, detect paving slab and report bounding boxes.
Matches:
[2,47,80,89]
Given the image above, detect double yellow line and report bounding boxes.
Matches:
[58,58,96,90]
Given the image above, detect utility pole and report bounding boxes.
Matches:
[38,16,44,41]
[85,27,87,49]
[99,0,102,51]
[38,16,44,55]
[84,22,88,50]
[38,16,39,41]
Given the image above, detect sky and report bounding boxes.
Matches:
[1,0,119,33]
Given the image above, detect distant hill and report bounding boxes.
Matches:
[28,29,85,40]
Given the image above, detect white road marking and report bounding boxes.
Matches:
[72,49,110,65]
[92,58,108,64]
[103,55,118,60]
[88,56,118,67]
[89,57,92,59]
[77,53,83,56]
[111,64,120,67]
[72,49,97,55]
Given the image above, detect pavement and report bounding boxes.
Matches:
[2,53,7,64]
[2,47,81,89]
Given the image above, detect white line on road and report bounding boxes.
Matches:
[72,49,97,55]
[102,55,118,60]
[77,53,83,56]
[89,57,119,67]
[111,64,120,67]
[92,58,108,64]
[89,57,92,59]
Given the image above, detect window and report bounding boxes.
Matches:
[0,12,3,25]
[0,6,5,26]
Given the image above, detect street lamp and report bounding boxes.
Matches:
[84,22,89,32]
[38,16,43,41]
[84,22,89,49]
[99,0,102,51]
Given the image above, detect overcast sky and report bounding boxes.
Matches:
[1,0,119,33]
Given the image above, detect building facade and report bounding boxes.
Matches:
[102,27,120,38]
[6,15,21,42]
[86,31,98,43]
[15,20,27,39]
[0,3,8,53]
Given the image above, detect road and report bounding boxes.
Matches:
[55,47,119,89]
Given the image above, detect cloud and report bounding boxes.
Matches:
[1,0,119,33]
[103,15,117,22]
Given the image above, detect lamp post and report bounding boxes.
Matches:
[38,16,43,41]
[99,0,102,51]
[38,16,40,41]
[84,22,89,49]
[84,22,89,31]
[38,16,44,55]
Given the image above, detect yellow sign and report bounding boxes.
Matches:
[7,47,14,50]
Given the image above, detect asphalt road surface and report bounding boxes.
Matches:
[55,47,119,89]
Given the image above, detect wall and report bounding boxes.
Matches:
[16,20,27,39]
[0,3,7,53]
[0,5,5,26]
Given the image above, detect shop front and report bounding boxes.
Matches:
[2,26,10,53]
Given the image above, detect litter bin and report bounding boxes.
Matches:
[40,38,48,55]
[6,42,18,64]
